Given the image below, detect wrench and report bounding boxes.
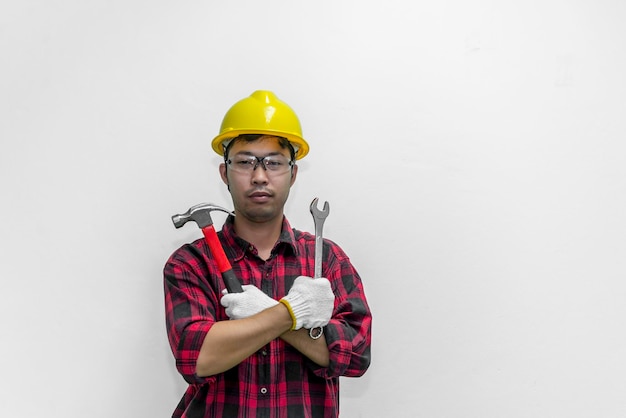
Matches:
[309,197,330,278]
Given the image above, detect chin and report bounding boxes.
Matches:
[242,206,278,223]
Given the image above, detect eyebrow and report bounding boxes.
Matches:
[233,151,286,158]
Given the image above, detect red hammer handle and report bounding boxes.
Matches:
[201,225,243,293]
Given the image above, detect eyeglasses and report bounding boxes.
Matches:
[226,154,294,175]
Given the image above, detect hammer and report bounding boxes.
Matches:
[171,203,243,293]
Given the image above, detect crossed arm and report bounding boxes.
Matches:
[165,246,371,382]
[195,303,329,377]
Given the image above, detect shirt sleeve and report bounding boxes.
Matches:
[163,243,219,385]
[313,241,372,379]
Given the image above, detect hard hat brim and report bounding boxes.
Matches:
[212,130,310,160]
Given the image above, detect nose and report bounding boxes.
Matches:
[251,164,269,184]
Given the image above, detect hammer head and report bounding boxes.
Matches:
[171,203,234,229]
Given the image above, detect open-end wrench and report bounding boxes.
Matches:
[309,197,330,278]
[308,198,330,339]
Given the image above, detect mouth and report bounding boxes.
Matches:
[248,190,273,202]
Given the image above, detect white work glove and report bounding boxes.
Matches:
[279,276,335,330]
[220,285,278,320]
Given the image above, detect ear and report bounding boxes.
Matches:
[219,163,228,185]
[289,164,298,186]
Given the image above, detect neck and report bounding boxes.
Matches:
[233,214,284,260]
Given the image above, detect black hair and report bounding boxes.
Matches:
[223,134,296,162]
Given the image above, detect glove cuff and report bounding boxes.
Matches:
[280,292,311,331]
[278,299,297,330]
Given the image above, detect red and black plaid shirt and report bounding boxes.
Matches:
[164,216,372,417]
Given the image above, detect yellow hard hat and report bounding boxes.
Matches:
[211,90,310,160]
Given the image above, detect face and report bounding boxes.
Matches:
[219,136,298,224]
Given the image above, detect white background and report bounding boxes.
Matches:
[2,1,626,417]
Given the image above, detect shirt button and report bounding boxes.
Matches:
[260,387,268,394]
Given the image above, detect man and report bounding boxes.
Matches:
[164,90,372,417]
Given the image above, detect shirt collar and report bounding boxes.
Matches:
[220,215,298,260]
